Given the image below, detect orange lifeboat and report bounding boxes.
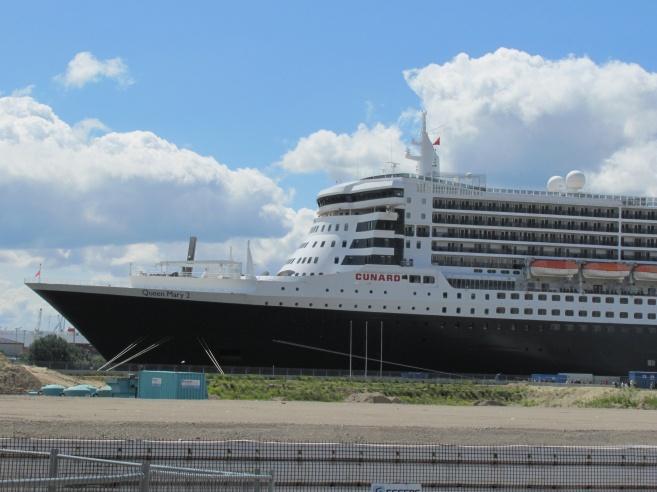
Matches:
[582,262,631,280]
[634,264,657,282]
[530,260,579,278]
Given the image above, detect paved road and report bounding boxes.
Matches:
[3,395,657,445]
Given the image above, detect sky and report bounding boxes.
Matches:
[1,0,657,330]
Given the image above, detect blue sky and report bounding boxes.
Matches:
[3,0,657,208]
[2,0,657,329]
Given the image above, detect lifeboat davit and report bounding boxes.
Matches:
[530,260,579,278]
[634,264,657,282]
[582,262,631,280]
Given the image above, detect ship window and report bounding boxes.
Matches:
[551,295,560,301]
[649,313,656,320]
[474,268,483,273]
[421,213,426,220]
[456,307,461,313]
[314,257,319,263]
[296,258,301,264]
[524,308,533,315]
[592,311,601,317]
[336,224,340,231]
[620,298,628,304]
[422,276,435,284]
[538,294,547,301]
[471,293,475,300]
[409,275,421,283]
[510,307,519,314]
[511,293,519,300]
[649,299,656,305]
[565,310,574,316]
[635,298,643,305]
[485,294,490,300]
[312,242,317,247]
[416,241,421,249]
[620,312,628,319]
[592,297,601,303]
[320,241,325,247]
[406,212,411,219]
[487,269,496,273]
[605,297,614,304]
[635,313,643,319]
[538,309,547,315]
[457,293,462,299]
[331,241,336,247]
[443,292,448,298]
[496,307,505,314]
[442,307,447,313]
[406,197,411,203]
[565,295,574,302]
[551,309,560,315]
[344,224,348,231]
[579,296,587,302]
[334,257,339,264]
[501,269,510,274]
[484,308,489,314]
[497,293,506,299]
[321,225,325,232]
[342,241,347,247]
[578,310,587,316]
[605,311,614,318]
[524,294,533,300]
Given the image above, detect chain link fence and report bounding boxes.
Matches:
[0,446,273,491]
[2,438,657,490]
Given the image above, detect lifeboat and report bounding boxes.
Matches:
[582,262,631,280]
[634,264,657,282]
[530,260,579,278]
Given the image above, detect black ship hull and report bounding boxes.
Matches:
[29,283,651,375]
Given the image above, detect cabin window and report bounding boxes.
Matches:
[579,296,587,302]
[331,241,336,247]
[552,295,560,301]
[524,294,533,300]
[497,293,506,299]
[496,307,505,314]
[565,295,574,302]
[649,313,656,320]
[538,309,547,315]
[342,241,347,247]
[592,297,601,303]
[510,307,519,314]
[313,257,319,263]
[334,257,339,264]
[620,298,628,304]
[592,311,601,317]
[443,292,448,298]
[605,297,614,304]
[551,309,560,316]
[605,312,614,318]
[620,312,628,319]
[578,310,587,316]
[565,310,574,316]
[524,308,533,315]
[648,299,656,306]
[511,293,519,300]
[635,298,643,305]
[538,294,547,301]
[635,313,643,319]
[336,224,340,231]
[423,276,435,284]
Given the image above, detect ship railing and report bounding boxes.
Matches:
[134,260,243,280]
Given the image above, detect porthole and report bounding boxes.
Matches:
[384,291,388,294]
[412,306,416,310]
[295,288,299,291]
[340,289,344,293]
[325,304,328,307]
[369,290,373,294]
[368,305,372,309]
[354,305,358,308]
[413,292,417,296]
[426,307,430,311]
[338,304,342,308]
[281,287,285,291]
[325,288,329,292]
[279,302,283,306]
[427,292,431,296]
[265,301,268,306]
[309,303,313,307]
[397,306,401,310]
[294,302,298,306]
[355,289,359,293]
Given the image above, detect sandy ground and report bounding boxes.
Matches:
[20,365,105,388]
[2,395,657,446]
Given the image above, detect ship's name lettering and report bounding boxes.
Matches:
[142,289,191,299]
[355,273,401,282]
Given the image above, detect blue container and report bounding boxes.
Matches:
[63,384,97,397]
[629,371,657,389]
[41,384,66,396]
[137,371,207,400]
[531,373,568,384]
[95,385,113,397]
[106,377,138,398]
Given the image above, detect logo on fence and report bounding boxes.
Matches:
[371,485,421,492]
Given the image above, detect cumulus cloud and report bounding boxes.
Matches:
[403,48,657,191]
[55,51,133,88]
[277,123,410,182]
[0,95,293,248]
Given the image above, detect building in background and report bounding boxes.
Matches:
[0,336,24,358]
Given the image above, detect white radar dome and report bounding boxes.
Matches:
[565,170,586,191]
[547,175,565,192]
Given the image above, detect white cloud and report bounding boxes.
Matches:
[277,123,410,182]
[403,48,657,191]
[0,95,293,248]
[11,85,35,97]
[55,51,133,88]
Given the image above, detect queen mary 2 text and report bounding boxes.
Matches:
[355,273,401,282]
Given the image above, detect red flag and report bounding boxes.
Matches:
[34,266,41,278]
[433,136,441,146]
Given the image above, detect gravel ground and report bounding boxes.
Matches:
[3,395,657,445]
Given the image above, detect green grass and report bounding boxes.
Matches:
[207,375,530,405]
[579,389,657,409]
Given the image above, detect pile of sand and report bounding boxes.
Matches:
[346,392,401,404]
[0,353,42,394]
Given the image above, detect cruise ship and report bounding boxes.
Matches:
[28,114,657,375]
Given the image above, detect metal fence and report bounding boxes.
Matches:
[0,446,273,491]
[2,438,657,490]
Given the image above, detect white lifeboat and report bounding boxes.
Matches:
[530,260,579,278]
[633,264,657,282]
[582,262,631,280]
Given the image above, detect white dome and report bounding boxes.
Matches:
[566,170,586,190]
[547,175,565,192]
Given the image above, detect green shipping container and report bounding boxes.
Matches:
[137,370,208,400]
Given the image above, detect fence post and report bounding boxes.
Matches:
[47,448,59,492]
[140,461,151,492]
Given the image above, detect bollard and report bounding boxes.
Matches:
[47,448,59,492]
[140,462,151,492]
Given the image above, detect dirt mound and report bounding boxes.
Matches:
[0,354,42,394]
[21,365,104,388]
[346,392,401,404]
